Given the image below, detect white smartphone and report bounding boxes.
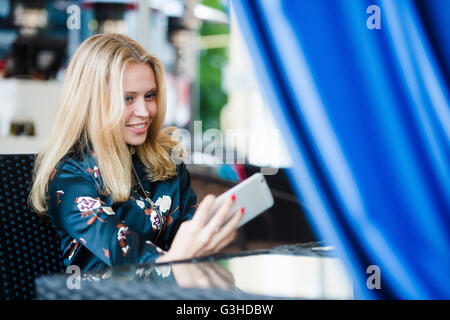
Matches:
[207,173,274,228]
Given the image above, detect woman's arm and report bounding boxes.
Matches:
[156,194,244,263]
[48,159,164,267]
[177,162,198,222]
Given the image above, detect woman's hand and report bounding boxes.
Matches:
[156,194,243,263]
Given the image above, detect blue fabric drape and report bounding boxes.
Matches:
[231,0,449,299]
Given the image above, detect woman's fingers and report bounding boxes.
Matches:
[206,194,236,232]
[190,194,216,229]
[214,230,237,253]
[161,194,245,262]
[203,207,243,254]
[193,194,235,253]
[216,207,243,240]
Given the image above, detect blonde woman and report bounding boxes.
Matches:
[29,33,243,272]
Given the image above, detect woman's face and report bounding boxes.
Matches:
[121,62,157,146]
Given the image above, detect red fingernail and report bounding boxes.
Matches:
[241,207,245,214]
[231,194,236,201]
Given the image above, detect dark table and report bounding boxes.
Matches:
[35,242,353,300]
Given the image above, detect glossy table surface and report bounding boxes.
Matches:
[35,242,354,300]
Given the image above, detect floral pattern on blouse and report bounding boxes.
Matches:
[56,190,64,206]
[75,196,107,225]
[47,151,198,272]
[155,195,172,213]
[86,166,100,178]
[117,223,130,257]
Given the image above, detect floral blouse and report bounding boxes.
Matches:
[47,151,198,272]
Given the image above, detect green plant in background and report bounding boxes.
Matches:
[198,0,229,131]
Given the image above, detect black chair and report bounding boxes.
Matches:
[0,154,65,300]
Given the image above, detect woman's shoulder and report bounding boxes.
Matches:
[173,160,191,178]
[175,161,194,187]
[56,150,98,176]
[48,151,101,193]
[176,161,187,171]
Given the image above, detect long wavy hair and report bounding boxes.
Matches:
[30,33,182,216]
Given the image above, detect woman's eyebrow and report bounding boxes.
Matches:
[124,88,157,94]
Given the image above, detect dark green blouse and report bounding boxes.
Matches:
[47,151,198,272]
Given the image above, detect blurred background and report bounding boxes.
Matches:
[0,0,316,250]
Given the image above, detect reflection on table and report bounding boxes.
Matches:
[35,242,353,299]
[223,254,352,299]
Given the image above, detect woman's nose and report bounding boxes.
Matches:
[134,97,149,117]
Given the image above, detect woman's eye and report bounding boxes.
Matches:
[124,96,134,103]
[145,93,157,100]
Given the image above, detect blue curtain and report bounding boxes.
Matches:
[231,0,449,299]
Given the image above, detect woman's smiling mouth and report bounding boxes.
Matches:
[126,122,148,133]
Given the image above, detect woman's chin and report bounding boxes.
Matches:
[124,136,147,146]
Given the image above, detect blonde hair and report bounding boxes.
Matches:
[30,33,181,216]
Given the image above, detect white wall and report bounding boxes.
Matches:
[0,79,61,154]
